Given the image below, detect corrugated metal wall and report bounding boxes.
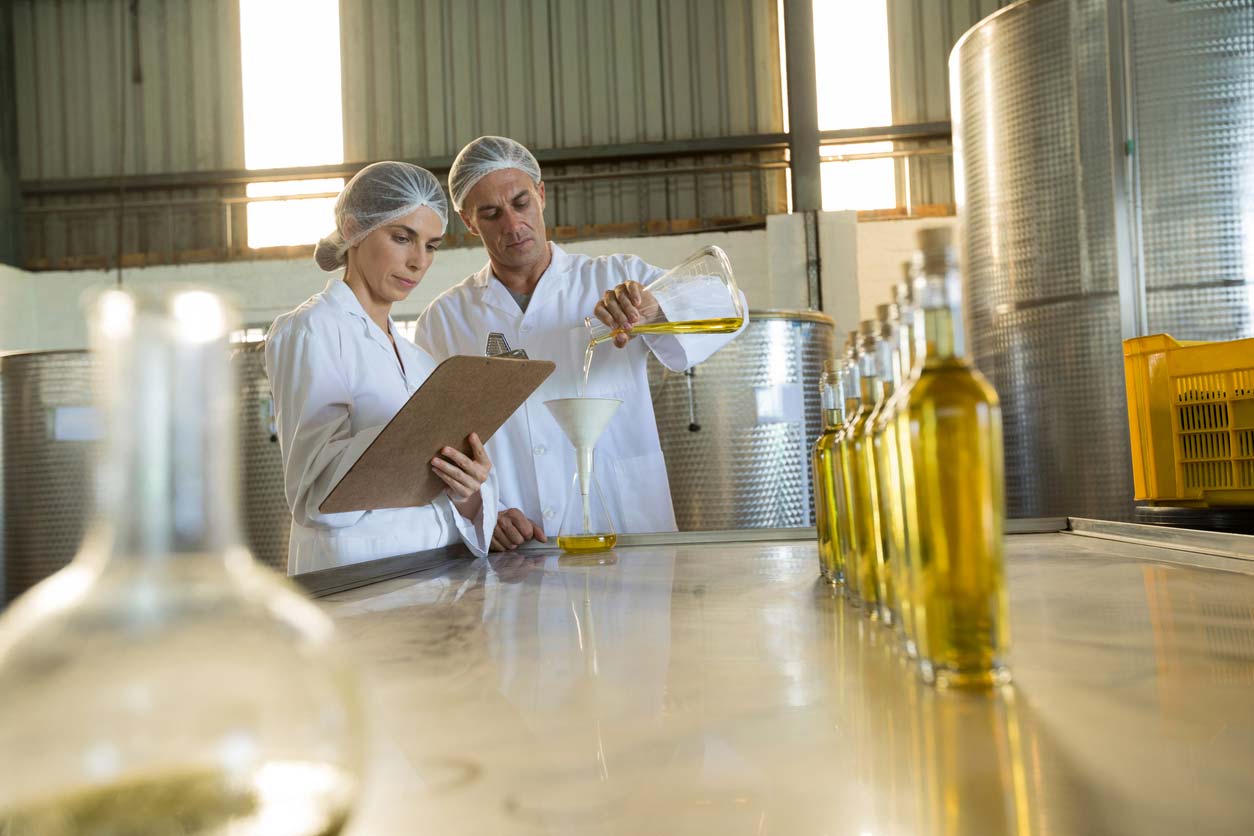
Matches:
[339,0,787,231]
[886,0,1009,207]
[13,0,245,264]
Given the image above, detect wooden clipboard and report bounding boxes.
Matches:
[318,355,555,514]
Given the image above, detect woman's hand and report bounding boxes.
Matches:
[431,432,491,519]
[593,280,660,348]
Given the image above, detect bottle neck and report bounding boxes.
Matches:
[823,407,842,430]
[842,358,861,421]
[921,304,966,362]
[94,314,241,562]
[858,351,880,407]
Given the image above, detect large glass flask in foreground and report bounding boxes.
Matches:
[0,287,363,834]
[547,397,622,554]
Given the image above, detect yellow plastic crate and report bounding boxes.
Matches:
[1124,333,1254,507]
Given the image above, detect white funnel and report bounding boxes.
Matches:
[545,398,621,451]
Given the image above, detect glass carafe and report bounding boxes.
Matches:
[582,245,744,389]
[0,287,363,834]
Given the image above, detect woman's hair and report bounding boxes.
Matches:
[314,161,449,272]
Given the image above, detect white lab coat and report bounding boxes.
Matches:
[413,243,747,537]
[266,278,498,574]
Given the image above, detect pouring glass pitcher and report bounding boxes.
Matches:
[581,244,743,390]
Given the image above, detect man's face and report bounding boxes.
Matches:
[460,168,549,274]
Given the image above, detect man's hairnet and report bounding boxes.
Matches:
[314,161,448,272]
[447,136,542,212]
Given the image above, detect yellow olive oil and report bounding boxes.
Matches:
[869,304,902,629]
[889,274,922,659]
[813,361,846,585]
[838,338,865,606]
[582,317,744,391]
[905,230,1010,689]
[0,761,352,836]
[557,533,618,554]
[850,322,884,620]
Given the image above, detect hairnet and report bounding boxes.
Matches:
[314,161,448,272]
[448,136,542,212]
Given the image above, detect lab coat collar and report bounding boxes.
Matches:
[323,277,400,350]
[470,243,574,317]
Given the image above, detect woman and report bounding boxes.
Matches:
[266,161,498,574]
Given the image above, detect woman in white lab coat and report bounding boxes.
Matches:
[266,162,498,574]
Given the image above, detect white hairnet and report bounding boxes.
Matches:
[314,161,449,272]
[448,136,542,212]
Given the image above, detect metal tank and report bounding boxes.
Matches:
[951,0,1254,520]
[0,351,98,604]
[232,342,290,574]
[648,310,835,530]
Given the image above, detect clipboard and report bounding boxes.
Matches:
[318,355,555,514]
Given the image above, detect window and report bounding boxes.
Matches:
[813,0,895,211]
[239,0,344,248]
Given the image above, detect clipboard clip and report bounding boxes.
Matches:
[486,332,529,360]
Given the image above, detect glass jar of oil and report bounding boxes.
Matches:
[850,321,885,621]
[812,360,847,585]
[838,335,864,607]
[902,228,1010,689]
[870,302,904,630]
[888,272,922,659]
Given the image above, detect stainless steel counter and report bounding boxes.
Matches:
[322,525,1254,835]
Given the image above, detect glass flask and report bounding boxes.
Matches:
[0,287,363,835]
[812,360,847,586]
[582,245,744,390]
[851,320,885,621]
[546,397,622,554]
[870,302,904,630]
[838,334,865,607]
[903,228,1011,689]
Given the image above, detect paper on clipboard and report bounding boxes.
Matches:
[318,355,555,514]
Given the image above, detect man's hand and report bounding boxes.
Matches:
[432,433,491,520]
[491,507,548,552]
[593,280,660,348]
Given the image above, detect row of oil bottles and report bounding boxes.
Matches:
[811,226,1010,690]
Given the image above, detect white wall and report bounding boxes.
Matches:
[0,214,952,353]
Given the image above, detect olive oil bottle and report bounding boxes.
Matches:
[811,360,847,586]
[850,321,885,620]
[838,335,865,606]
[902,228,1010,688]
[870,302,903,629]
[888,273,923,659]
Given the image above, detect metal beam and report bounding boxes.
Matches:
[0,0,21,266]
[782,0,822,213]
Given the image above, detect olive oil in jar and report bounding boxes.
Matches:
[888,273,923,659]
[850,321,885,620]
[812,360,847,586]
[838,336,865,606]
[903,228,1010,689]
[869,303,904,629]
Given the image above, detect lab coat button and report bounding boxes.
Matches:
[543,508,556,520]
[533,445,547,456]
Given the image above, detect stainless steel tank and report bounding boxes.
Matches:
[0,351,98,604]
[951,0,1254,520]
[648,310,836,530]
[232,342,290,573]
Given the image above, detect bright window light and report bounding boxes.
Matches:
[812,0,895,211]
[239,0,344,248]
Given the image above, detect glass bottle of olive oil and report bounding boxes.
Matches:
[838,335,864,607]
[850,321,885,620]
[811,360,847,586]
[870,302,903,629]
[902,228,1010,688]
[888,273,923,659]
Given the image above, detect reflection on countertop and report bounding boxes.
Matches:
[323,534,1254,835]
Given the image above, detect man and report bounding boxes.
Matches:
[414,136,747,551]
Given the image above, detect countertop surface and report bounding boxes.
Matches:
[323,530,1254,835]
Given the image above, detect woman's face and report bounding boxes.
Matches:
[346,205,444,308]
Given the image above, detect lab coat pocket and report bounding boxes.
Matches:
[610,451,676,535]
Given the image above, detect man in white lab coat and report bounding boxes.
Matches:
[414,136,747,550]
